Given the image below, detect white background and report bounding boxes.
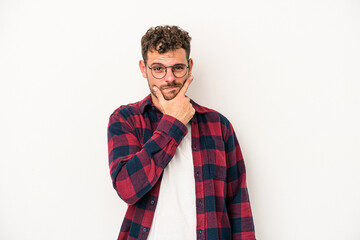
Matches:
[1,0,359,239]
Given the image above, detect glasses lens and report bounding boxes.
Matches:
[150,64,166,79]
[172,64,188,78]
[149,63,188,79]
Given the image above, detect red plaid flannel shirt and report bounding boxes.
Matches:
[107,95,255,240]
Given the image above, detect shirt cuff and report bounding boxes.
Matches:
[156,114,188,145]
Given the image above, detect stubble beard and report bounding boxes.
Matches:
[150,81,184,101]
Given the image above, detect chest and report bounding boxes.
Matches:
[135,112,228,182]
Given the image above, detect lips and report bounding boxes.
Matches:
[163,87,178,91]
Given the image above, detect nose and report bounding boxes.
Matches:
[163,67,176,83]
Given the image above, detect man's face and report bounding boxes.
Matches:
[139,48,193,101]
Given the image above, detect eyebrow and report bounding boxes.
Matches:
[149,62,187,66]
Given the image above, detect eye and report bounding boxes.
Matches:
[152,65,165,73]
[173,64,186,71]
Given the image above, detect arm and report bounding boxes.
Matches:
[108,76,195,205]
[225,123,255,239]
[107,111,187,205]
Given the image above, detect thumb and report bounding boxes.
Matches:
[152,86,165,102]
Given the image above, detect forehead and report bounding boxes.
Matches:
[147,48,187,65]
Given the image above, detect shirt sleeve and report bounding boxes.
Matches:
[225,122,256,239]
[107,111,188,205]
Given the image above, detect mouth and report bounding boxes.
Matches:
[163,87,178,91]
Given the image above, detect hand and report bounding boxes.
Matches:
[152,76,195,125]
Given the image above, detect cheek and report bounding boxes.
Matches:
[147,77,156,87]
[178,77,187,86]
[147,79,162,91]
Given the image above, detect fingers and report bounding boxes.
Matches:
[179,75,194,96]
[152,86,165,102]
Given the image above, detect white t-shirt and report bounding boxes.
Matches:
[147,123,196,240]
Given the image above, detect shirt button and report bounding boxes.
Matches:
[199,230,202,234]
[196,172,200,177]
[150,200,155,205]
[143,228,147,232]
[194,145,197,150]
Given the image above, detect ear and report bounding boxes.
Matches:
[188,58,194,76]
[139,60,147,78]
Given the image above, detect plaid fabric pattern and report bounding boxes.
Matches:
[107,95,255,240]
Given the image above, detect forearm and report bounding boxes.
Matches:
[227,173,255,239]
[225,123,255,239]
[108,114,187,205]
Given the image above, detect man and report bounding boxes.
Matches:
[107,25,255,240]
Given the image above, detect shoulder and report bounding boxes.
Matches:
[109,95,151,121]
[193,101,233,140]
[193,101,232,130]
[110,101,142,120]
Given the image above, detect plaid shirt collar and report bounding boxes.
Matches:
[139,94,208,114]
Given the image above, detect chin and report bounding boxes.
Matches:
[163,95,176,101]
[163,91,179,101]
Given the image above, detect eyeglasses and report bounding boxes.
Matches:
[147,63,189,79]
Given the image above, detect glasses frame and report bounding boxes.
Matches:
[146,61,189,79]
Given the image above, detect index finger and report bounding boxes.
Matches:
[179,75,194,96]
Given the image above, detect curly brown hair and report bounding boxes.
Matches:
[141,25,191,63]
